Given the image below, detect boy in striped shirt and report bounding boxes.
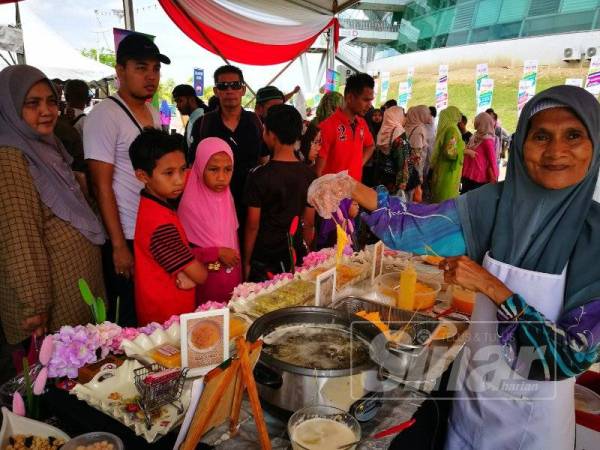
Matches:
[129,129,207,325]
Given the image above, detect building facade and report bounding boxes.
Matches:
[391,0,600,55]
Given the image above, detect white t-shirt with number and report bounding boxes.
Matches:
[83,93,160,240]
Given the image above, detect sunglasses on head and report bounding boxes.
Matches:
[216,81,244,91]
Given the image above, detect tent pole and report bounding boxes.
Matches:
[0,53,12,66]
[15,2,25,64]
[315,51,327,92]
[170,0,256,96]
[326,26,335,72]
[123,0,135,30]
[300,53,312,92]
[243,55,300,108]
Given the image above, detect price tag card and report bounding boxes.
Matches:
[315,267,337,307]
[371,241,384,283]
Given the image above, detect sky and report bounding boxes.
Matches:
[0,0,327,94]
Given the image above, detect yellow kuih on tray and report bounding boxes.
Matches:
[307,263,363,289]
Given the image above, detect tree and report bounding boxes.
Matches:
[157,78,176,103]
[81,48,116,67]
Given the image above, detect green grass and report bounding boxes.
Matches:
[382,65,592,133]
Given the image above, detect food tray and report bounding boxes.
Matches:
[230,279,316,318]
[331,296,439,344]
[119,323,180,357]
[302,262,368,290]
[71,360,191,443]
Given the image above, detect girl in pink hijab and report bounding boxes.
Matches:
[178,137,241,305]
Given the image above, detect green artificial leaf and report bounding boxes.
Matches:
[78,278,95,306]
[90,301,98,324]
[95,297,106,324]
[22,358,33,414]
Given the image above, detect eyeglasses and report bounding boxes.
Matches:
[216,81,244,91]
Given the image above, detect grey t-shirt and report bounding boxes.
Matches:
[83,93,160,240]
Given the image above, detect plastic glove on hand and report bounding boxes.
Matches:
[307,171,356,219]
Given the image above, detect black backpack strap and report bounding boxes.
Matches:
[71,113,86,125]
[108,96,143,133]
[247,111,264,138]
[189,111,216,164]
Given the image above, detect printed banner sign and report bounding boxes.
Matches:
[380,72,390,103]
[398,81,410,110]
[565,78,583,87]
[193,68,204,97]
[475,63,489,106]
[585,56,600,96]
[522,59,538,97]
[517,79,534,117]
[325,69,341,93]
[435,65,449,111]
[477,78,494,113]
[475,63,489,92]
[407,66,415,100]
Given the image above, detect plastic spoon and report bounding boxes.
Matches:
[336,418,417,449]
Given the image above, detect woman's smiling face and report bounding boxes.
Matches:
[524,107,593,190]
[21,81,58,136]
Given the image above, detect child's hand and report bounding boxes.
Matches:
[218,248,240,268]
[176,271,196,290]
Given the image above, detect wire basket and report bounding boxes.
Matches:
[331,296,439,344]
[133,363,188,429]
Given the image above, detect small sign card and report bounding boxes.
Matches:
[371,241,384,283]
[315,267,337,307]
[180,308,229,377]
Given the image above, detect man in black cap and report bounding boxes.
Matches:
[84,33,170,326]
[254,86,284,122]
[254,85,302,122]
[172,84,206,162]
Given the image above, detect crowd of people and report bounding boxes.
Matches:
[1,26,600,450]
[0,32,511,351]
[0,31,591,375]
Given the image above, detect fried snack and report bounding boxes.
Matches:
[4,435,65,450]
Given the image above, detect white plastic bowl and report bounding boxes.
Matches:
[61,432,123,450]
[0,407,70,448]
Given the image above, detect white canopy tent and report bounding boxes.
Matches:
[0,3,114,82]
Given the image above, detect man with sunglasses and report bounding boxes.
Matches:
[190,65,268,243]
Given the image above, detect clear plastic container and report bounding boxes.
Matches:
[288,405,360,450]
[376,272,441,310]
[450,285,476,315]
[61,432,124,450]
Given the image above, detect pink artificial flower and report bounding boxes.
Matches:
[120,327,140,341]
[33,366,48,395]
[38,335,54,366]
[195,301,227,312]
[12,391,25,416]
[163,315,180,328]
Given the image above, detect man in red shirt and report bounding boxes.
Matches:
[316,73,375,181]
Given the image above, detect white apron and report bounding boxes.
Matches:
[445,253,575,450]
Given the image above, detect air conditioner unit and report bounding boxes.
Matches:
[563,47,581,61]
[586,46,599,59]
